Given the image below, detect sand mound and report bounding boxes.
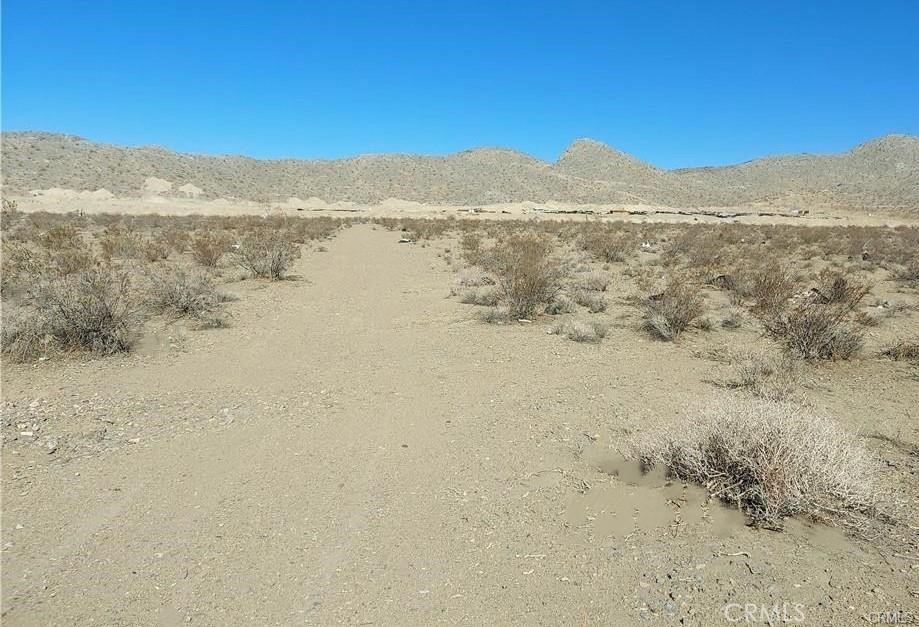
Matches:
[177,183,203,197]
[142,177,173,195]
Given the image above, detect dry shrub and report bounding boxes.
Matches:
[721,309,745,330]
[632,397,882,530]
[764,302,864,360]
[295,216,342,242]
[812,270,871,308]
[894,260,919,286]
[190,232,231,267]
[162,227,190,254]
[760,270,870,360]
[731,351,801,401]
[479,307,510,324]
[881,339,919,363]
[580,230,631,263]
[99,227,141,260]
[141,235,171,263]
[573,289,607,313]
[403,219,449,241]
[38,225,81,250]
[233,230,301,280]
[731,260,797,316]
[484,234,564,319]
[642,276,704,341]
[2,268,141,360]
[666,228,733,278]
[695,316,715,331]
[544,294,577,315]
[48,245,97,276]
[453,267,494,289]
[553,320,608,343]
[575,270,610,292]
[458,286,501,307]
[1,240,96,295]
[147,269,228,328]
[459,232,484,265]
[1,243,46,294]
[1,305,54,362]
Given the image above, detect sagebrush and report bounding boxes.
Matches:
[632,397,882,530]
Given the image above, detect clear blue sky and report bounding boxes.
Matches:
[2,1,917,168]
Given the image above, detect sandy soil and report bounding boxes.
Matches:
[2,225,917,625]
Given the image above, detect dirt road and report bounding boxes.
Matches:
[2,226,913,625]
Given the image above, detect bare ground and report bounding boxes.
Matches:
[2,225,917,625]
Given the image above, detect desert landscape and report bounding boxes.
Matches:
[0,130,918,625]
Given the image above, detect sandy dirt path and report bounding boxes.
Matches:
[2,226,912,625]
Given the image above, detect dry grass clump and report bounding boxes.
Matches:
[544,294,577,315]
[572,289,607,313]
[730,351,802,401]
[553,319,608,343]
[232,230,301,280]
[147,269,229,328]
[575,270,610,292]
[482,233,564,319]
[1,305,54,362]
[453,266,494,289]
[190,232,232,267]
[642,276,705,341]
[632,397,882,530]
[881,339,919,363]
[458,287,501,307]
[893,260,919,286]
[720,308,745,330]
[479,307,510,324]
[2,268,141,361]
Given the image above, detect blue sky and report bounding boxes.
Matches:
[2,1,917,168]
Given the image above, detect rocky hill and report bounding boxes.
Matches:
[2,131,917,210]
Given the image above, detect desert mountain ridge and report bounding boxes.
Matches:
[2,131,917,211]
